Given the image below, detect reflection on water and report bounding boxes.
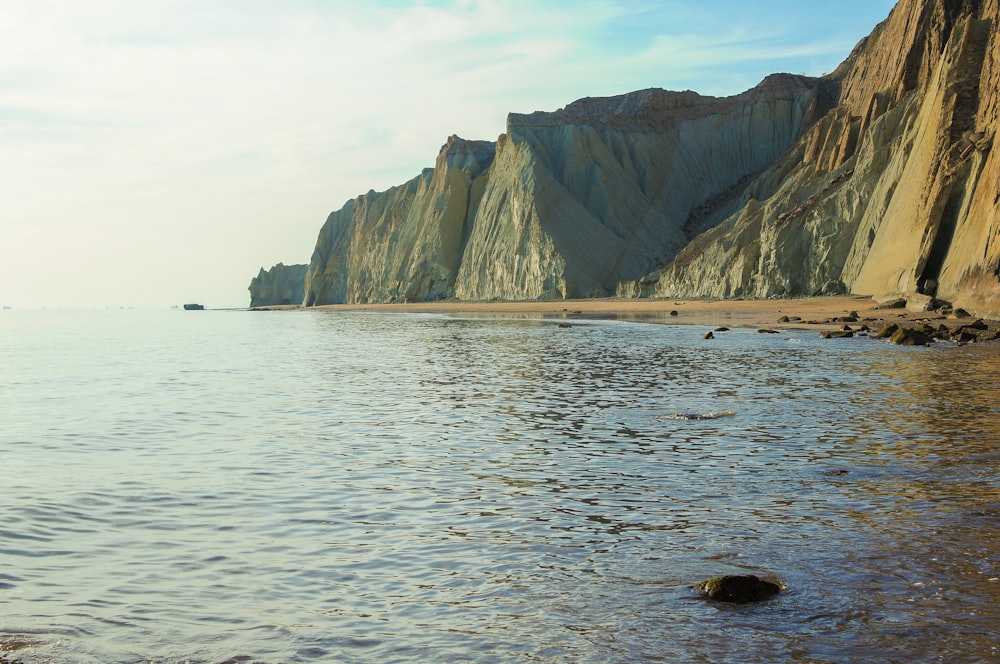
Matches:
[0,310,998,663]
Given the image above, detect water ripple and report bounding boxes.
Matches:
[0,311,998,662]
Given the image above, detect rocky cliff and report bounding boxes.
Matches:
[625,0,1000,318]
[249,262,308,307]
[301,78,817,304]
[303,136,495,305]
[273,0,1000,319]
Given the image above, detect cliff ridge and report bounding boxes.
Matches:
[257,0,1000,319]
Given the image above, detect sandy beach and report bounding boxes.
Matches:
[254,295,997,336]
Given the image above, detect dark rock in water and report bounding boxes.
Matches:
[558,322,573,328]
[714,327,730,332]
[953,330,978,343]
[183,303,205,311]
[669,310,679,316]
[820,330,854,339]
[757,329,781,334]
[704,331,715,340]
[667,410,736,421]
[875,323,899,338]
[889,327,929,345]
[695,575,780,603]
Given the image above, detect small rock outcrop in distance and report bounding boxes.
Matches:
[249,263,308,307]
[257,0,999,320]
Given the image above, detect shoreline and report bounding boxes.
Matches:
[249,294,999,340]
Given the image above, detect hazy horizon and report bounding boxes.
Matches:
[2,0,896,309]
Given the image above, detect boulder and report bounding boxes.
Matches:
[906,293,938,313]
[875,323,899,338]
[889,327,929,345]
[695,575,781,603]
[874,296,908,310]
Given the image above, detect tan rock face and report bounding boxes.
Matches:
[635,0,1000,319]
[283,0,999,318]
[248,263,307,307]
[302,136,495,305]
[301,79,815,304]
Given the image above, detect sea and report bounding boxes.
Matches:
[1,308,998,664]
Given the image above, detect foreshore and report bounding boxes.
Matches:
[251,294,998,338]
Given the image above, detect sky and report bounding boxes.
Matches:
[1,0,898,309]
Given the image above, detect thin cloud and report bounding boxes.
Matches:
[0,0,896,308]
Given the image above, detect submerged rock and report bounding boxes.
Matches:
[695,575,780,603]
[666,410,736,421]
[875,323,899,338]
[889,327,930,345]
[820,329,854,338]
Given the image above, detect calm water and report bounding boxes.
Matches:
[1,309,998,663]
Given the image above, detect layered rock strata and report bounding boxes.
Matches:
[301,79,816,304]
[625,0,1000,318]
[303,136,495,305]
[248,263,308,307]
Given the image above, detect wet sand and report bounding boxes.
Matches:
[255,294,993,333]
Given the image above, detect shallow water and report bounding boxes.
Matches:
[1,309,998,663]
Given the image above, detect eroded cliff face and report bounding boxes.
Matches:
[278,0,999,317]
[302,79,817,304]
[455,78,817,300]
[628,0,1000,318]
[248,263,307,307]
[302,136,495,305]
